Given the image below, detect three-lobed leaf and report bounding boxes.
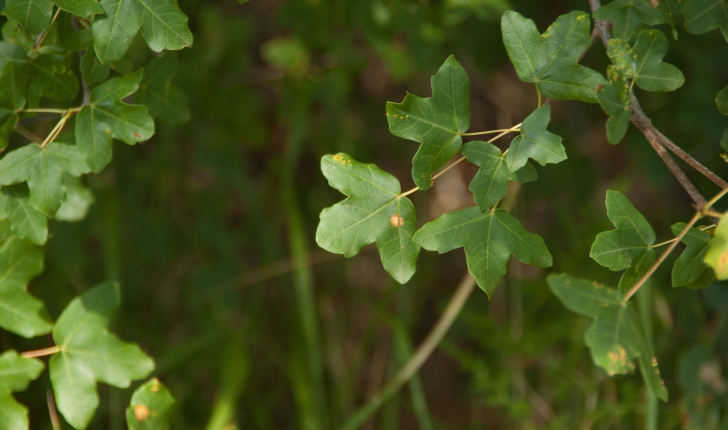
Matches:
[0,236,53,337]
[683,0,728,41]
[607,30,685,92]
[547,274,668,401]
[386,55,470,190]
[704,216,728,280]
[92,0,194,64]
[590,190,655,271]
[0,186,48,245]
[597,66,632,144]
[0,350,45,430]
[126,378,175,430]
[672,223,715,289]
[0,143,91,216]
[414,206,552,296]
[75,70,155,173]
[2,0,53,38]
[49,282,155,429]
[593,0,665,41]
[461,140,536,211]
[501,11,606,103]
[506,105,566,171]
[316,153,420,284]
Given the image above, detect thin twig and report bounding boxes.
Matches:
[21,345,61,358]
[47,390,61,430]
[14,124,43,144]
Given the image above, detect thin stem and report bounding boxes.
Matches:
[622,211,702,304]
[21,345,61,358]
[23,107,82,114]
[40,111,73,148]
[30,6,62,57]
[488,123,522,144]
[650,237,678,249]
[459,127,520,137]
[703,184,728,209]
[653,130,728,189]
[47,390,61,430]
[431,156,466,181]
[703,210,724,219]
[537,89,542,108]
[14,123,43,144]
[339,272,477,430]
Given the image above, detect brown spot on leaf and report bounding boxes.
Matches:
[133,132,141,139]
[390,214,404,228]
[133,404,150,421]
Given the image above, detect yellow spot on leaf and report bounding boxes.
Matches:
[133,404,150,421]
[390,214,405,228]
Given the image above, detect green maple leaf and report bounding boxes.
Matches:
[597,66,632,144]
[607,30,685,92]
[126,378,175,430]
[593,0,665,41]
[590,190,655,271]
[0,236,53,337]
[704,216,728,280]
[671,223,715,289]
[0,185,48,245]
[0,350,45,430]
[617,248,655,293]
[414,206,552,296]
[27,54,80,105]
[461,140,536,211]
[386,55,470,190]
[75,70,155,173]
[717,86,728,116]
[54,0,104,18]
[92,0,194,64]
[49,282,155,429]
[136,54,190,125]
[501,11,606,103]
[547,273,668,402]
[2,0,53,38]
[80,50,110,87]
[54,175,94,222]
[316,153,420,284]
[506,106,566,171]
[0,62,28,151]
[683,0,728,42]
[0,143,91,216]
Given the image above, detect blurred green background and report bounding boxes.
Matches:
[7,0,728,428]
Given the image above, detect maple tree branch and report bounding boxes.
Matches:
[21,345,61,358]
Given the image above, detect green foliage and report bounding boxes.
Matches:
[0,350,44,429]
[705,216,728,280]
[50,283,155,429]
[316,153,420,284]
[607,30,685,92]
[505,105,565,171]
[671,223,715,289]
[717,86,728,115]
[547,274,668,402]
[414,206,552,296]
[386,55,470,190]
[501,10,605,102]
[597,68,632,144]
[593,0,664,41]
[126,378,175,430]
[683,0,728,41]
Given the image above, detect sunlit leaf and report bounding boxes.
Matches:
[414,206,552,296]
[126,378,175,430]
[671,223,715,289]
[547,273,668,401]
[704,216,728,280]
[75,70,155,173]
[0,350,44,430]
[593,0,664,41]
[501,11,606,102]
[50,282,155,429]
[92,0,194,64]
[607,30,684,92]
[386,55,470,189]
[316,153,420,284]
[54,175,94,222]
[590,190,655,270]
[505,106,566,171]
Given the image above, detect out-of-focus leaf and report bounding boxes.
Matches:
[597,67,632,144]
[261,37,310,78]
[0,185,48,245]
[590,190,655,271]
[501,11,605,102]
[415,206,552,296]
[27,54,79,105]
[607,30,684,92]
[0,62,28,150]
[54,175,94,222]
[92,0,193,64]
[547,273,668,401]
[0,350,44,430]
[386,55,470,190]
[0,143,90,216]
[593,0,664,41]
[316,153,420,284]
[80,49,110,87]
[705,216,728,280]
[126,378,175,430]
[2,0,52,38]
[671,223,714,289]
[50,283,155,429]
[683,0,728,41]
[75,70,154,173]
[506,106,566,171]
[717,86,728,115]
[136,54,190,124]
[0,236,52,337]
